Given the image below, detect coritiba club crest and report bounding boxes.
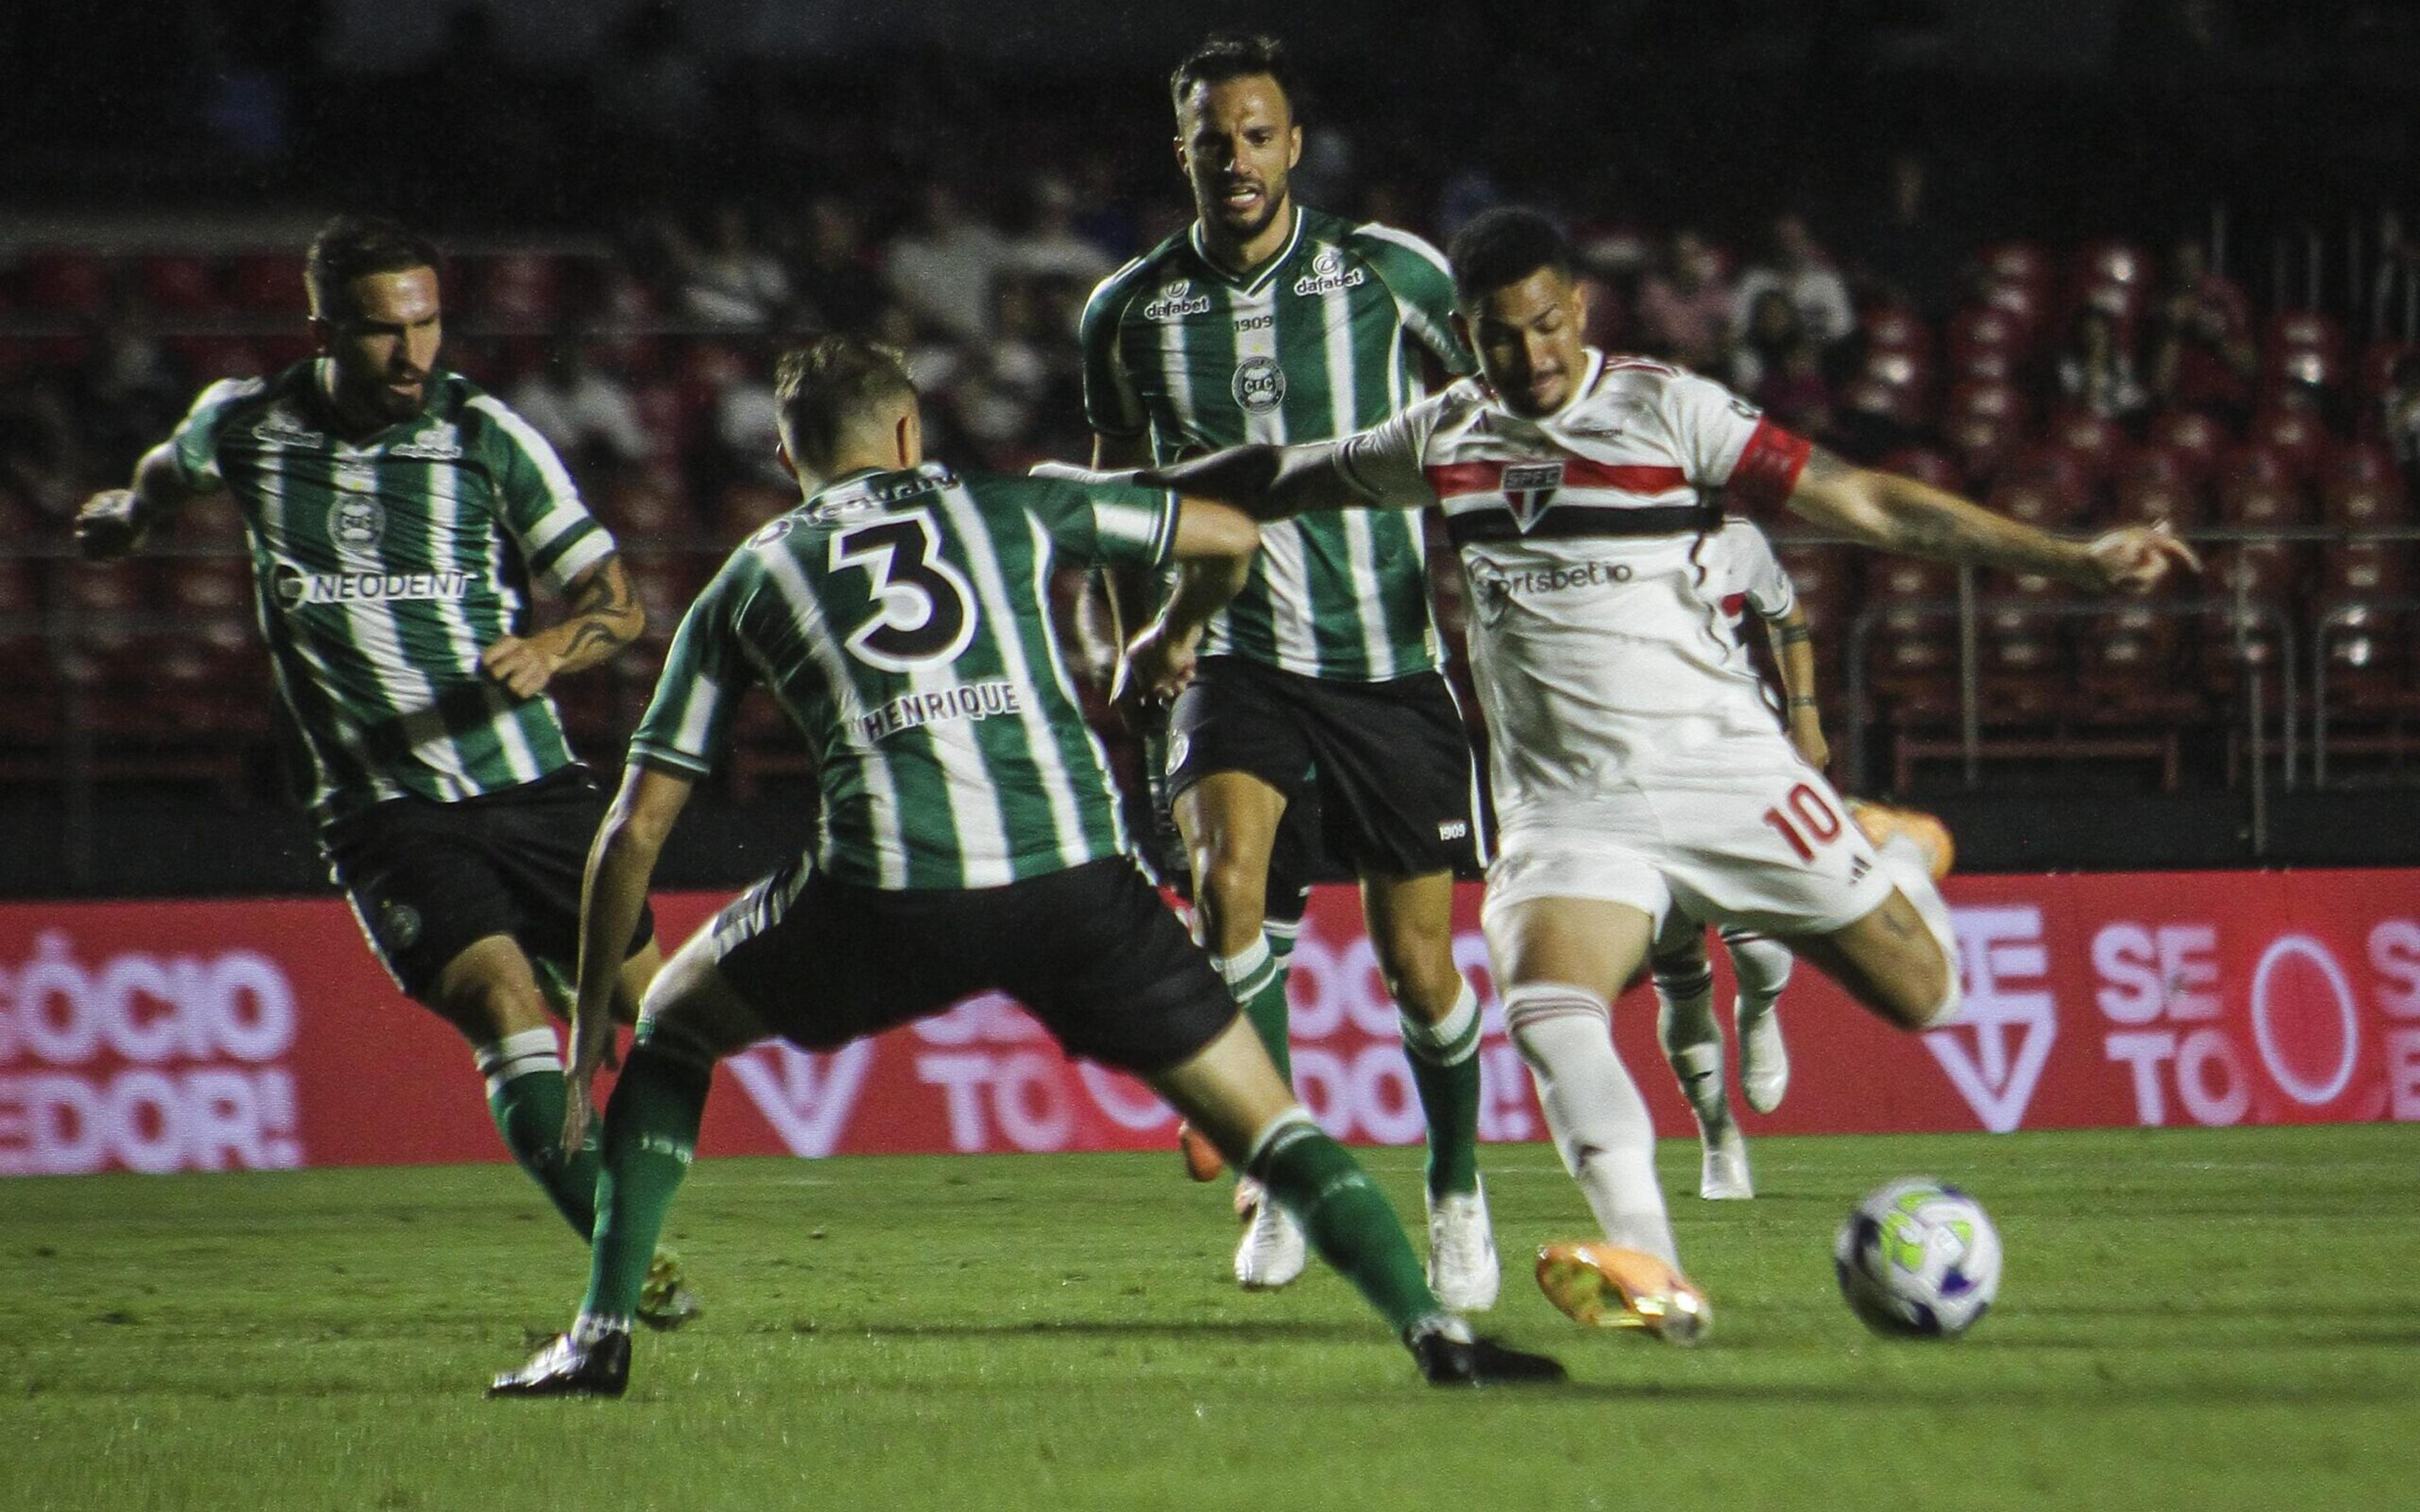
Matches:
[330,492,387,556]
[1232,356,1286,414]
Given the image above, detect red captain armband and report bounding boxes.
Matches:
[1727,420,1813,512]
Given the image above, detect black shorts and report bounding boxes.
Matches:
[325,767,657,1002]
[708,855,1237,1077]
[1165,656,1487,880]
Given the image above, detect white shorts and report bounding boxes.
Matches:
[1482,759,1893,940]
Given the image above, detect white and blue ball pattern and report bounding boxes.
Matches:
[1834,1177,2002,1337]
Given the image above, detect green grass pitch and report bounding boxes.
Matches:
[7,1125,2418,1512]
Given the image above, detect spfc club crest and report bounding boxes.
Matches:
[1501,462,1565,530]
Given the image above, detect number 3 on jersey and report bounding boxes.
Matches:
[831,513,977,672]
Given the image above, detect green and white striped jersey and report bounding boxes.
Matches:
[1080,205,1472,682]
[629,463,1177,890]
[166,360,616,825]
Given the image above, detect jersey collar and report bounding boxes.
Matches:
[1188,205,1304,296]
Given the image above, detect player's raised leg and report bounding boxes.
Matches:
[1484,885,1708,1343]
[1647,920,1751,1200]
[1364,868,1497,1307]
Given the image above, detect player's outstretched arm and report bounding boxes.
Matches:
[479,554,647,699]
[1765,601,1828,770]
[73,443,204,561]
[1783,447,2199,593]
[1117,496,1263,706]
[1140,440,1360,520]
[564,761,692,1153]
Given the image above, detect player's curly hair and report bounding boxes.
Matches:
[1446,207,1575,306]
[305,215,441,321]
[774,335,918,475]
[1170,32,1302,120]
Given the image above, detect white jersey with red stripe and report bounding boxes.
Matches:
[1332,349,1812,825]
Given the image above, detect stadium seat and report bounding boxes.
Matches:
[139,256,224,315]
[1979,241,2053,298]
[168,336,268,382]
[2109,471,2207,529]
[1945,308,2023,382]
[2042,410,2126,488]
[21,251,111,313]
[1862,305,1933,360]
[471,252,563,326]
[1942,410,2019,491]
[0,559,60,765]
[226,253,299,315]
[2146,410,2231,485]
[2073,240,2152,296]
[713,481,793,542]
[2243,410,2332,483]
[2217,470,2310,530]
[1986,466,2091,530]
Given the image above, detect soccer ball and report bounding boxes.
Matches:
[1833,1177,2000,1337]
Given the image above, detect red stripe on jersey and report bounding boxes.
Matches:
[1423,457,1690,498]
[1728,420,1812,512]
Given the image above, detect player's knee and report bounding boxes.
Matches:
[1192,845,1270,934]
[432,965,546,1042]
[1882,939,1961,1031]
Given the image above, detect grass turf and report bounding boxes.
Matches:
[6,1125,2417,1511]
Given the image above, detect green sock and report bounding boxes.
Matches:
[475,1029,600,1238]
[582,1042,712,1322]
[1213,937,1291,1086]
[1401,980,1484,1200]
[1248,1111,1438,1334]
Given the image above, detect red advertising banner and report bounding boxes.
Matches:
[3,869,2417,1176]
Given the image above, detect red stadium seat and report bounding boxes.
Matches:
[1942,411,2019,491]
[2243,410,2332,482]
[2146,410,2231,483]
[1945,307,2022,381]
[226,253,299,315]
[139,256,223,314]
[1862,306,1933,360]
[2073,240,2152,295]
[2109,472,2207,529]
[168,336,270,382]
[473,253,563,326]
[714,481,793,543]
[2217,472,2310,530]
[2042,410,2126,486]
[1979,241,2053,297]
[22,252,111,313]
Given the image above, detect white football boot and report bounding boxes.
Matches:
[1425,1180,1502,1312]
[1235,1191,1307,1290]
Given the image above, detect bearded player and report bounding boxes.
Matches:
[1081,32,1497,1307]
[73,215,693,1325]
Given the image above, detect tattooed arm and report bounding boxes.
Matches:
[1782,446,2199,593]
[1764,600,1828,770]
[480,553,646,698]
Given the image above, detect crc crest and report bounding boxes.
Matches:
[1501,462,1565,530]
[1232,356,1287,415]
[329,493,386,556]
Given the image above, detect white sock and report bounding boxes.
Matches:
[471,1026,561,1101]
[1722,929,1794,1024]
[1503,982,1678,1265]
[1400,978,1482,1066]
[1209,937,1276,1002]
[1650,950,1727,1130]
[571,1310,631,1344]
[1876,836,1963,1025]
